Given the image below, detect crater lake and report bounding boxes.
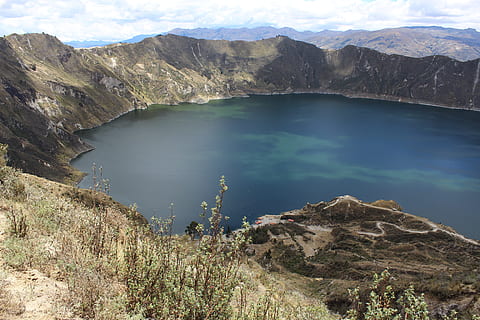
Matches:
[72,94,480,239]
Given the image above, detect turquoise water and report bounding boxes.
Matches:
[72,94,480,239]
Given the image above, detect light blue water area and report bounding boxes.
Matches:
[72,94,480,239]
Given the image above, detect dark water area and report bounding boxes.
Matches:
[72,94,480,239]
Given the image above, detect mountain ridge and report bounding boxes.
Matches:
[168,26,480,61]
[66,26,480,61]
[1,32,480,182]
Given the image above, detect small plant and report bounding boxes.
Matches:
[6,206,28,238]
[346,269,430,320]
[89,163,110,257]
[0,143,7,167]
[2,237,28,269]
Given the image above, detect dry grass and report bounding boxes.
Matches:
[0,167,133,319]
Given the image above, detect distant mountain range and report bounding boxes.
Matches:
[65,33,159,48]
[66,26,480,61]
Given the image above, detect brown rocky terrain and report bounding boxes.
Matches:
[248,195,480,318]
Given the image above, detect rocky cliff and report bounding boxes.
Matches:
[1,33,479,181]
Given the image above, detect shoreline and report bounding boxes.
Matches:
[68,104,149,184]
[248,88,480,112]
[67,89,480,186]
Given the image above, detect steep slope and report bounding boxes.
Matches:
[1,33,480,182]
[0,34,147,182]
[0,36,90,182]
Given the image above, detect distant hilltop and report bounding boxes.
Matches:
[66,26,480,61]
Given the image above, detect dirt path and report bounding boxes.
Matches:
[357,221,434,237]
[354,199,480,246]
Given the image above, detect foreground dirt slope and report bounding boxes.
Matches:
[0,174,73,319]
[0,170,140,319]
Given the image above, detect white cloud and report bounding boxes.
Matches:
[0,0,479,41]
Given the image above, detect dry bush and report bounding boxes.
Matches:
[231,263,336,320]
[66,268,115,319]
[0,166,27,201]
[6,206,28,237]
[55,201,128,318]
[0,170,341,320]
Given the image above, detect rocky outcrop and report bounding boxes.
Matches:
[1,33,479,181]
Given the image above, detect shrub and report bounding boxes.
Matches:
[2,237,29,269]
[346,269,430,320]
[185,220,201,240]
[122,176,251,320]
[232,288,335,320]
[248,227,270,244]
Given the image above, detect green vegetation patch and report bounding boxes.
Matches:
[272,243,322,277]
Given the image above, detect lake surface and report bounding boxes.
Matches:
[72,94,480,239]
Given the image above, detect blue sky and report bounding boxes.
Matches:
[0,0,479,41]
